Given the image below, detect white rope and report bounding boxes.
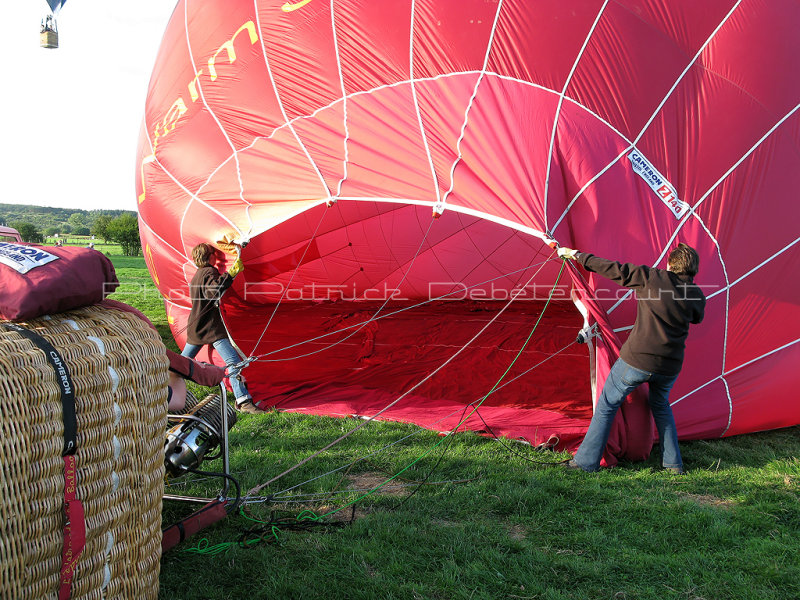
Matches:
[549,0,743,235]
[409,0,442,206]
[330,0,351,200]
[179,0,249,251]
[253,0,333,210]
[258,294,578,504]
[250,217,436,363]
[543,0,609,232]
[247,207,329,356]
[438,0,505,214]
[707,235,800,300]
[248,256,557,363]
[671,337,800,407]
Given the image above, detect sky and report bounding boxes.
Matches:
[2,1,178,212]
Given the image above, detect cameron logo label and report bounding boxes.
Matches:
[0,242,59,274]
[627,150,690,219]
[50,350,73,396]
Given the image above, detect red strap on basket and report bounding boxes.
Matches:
[58,455,86,600]
[1,323,86,600]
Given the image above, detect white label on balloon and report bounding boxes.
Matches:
[627,150,690,219]
[0,242,59,274]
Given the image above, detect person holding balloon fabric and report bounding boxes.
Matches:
[557,243,705,473]
[182,242,259,413]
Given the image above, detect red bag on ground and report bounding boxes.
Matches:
[0,244,118,321]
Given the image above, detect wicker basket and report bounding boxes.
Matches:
[0,304,168,599]
[40,29,58,49]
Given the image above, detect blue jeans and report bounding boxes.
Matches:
[573,358,682,472]
[182,338,251,402]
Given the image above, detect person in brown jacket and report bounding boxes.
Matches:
[181,243,259,413]
[557,243,706,473]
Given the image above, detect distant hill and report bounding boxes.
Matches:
[0,203,136,234]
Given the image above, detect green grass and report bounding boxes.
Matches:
[104,252,800,600]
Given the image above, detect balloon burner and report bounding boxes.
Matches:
[165,393,237,477]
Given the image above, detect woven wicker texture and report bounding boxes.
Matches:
[0,304,168,600]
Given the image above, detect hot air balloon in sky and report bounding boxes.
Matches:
[41,0,67,48]
[137,0,800,464]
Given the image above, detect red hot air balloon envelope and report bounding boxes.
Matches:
[137,0,800,465]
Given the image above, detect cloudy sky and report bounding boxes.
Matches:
[2,1,178,211]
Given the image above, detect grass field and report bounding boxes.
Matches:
[105,253,800,600]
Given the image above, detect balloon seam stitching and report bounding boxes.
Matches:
[409,0,443,206]
[671,337,800,407]
[706,235,800,300]
[330,0,351,200]
[252,0,334,210]
[543,0,609,233]
[605,101,800,317]
[179,0,248,249]
[155,70,629,234]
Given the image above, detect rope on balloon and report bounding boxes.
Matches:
[243,253,558,365]
[246,206,331,356]
[244,248,559,498]
[225,206,436,380]
[235,259,568,539]
[242,331,578,506]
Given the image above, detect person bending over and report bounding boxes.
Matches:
[182,242,259,413]
[558,243,706,473]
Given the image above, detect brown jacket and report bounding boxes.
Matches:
[577,253,706,376]
[186,266,234,345]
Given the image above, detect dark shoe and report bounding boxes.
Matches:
[665,466,685,475]
[235,399,261,414]
[563,459,585,471]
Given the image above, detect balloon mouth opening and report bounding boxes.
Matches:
[234,200,567,305]
[194,200,593,449]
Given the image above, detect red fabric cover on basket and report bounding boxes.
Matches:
[0,245,118,321]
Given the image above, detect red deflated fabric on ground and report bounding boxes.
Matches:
[218,298,591,450]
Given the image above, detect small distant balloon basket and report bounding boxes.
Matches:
[40,29,58,48]
[40,16,58,48]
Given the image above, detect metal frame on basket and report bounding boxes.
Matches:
[162,381,234,505]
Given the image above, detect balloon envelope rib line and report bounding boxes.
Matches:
[254,217,437,363]
[550,0,742,236]
[543,0,608,232]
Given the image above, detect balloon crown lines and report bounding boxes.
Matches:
[105,281,721,304]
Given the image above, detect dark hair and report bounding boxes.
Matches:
[667,243,699,279]
[191,243,216,268]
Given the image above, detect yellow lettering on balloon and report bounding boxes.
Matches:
[208,21,259,81]
[281,0,314,12]
[188,69,204,102]
[138,154,156,204]
[145,20,260,202]
[145,243,160,285]
[153,98,188,151]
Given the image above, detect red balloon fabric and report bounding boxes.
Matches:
[137,0,800,461]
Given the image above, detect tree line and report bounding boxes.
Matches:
[0,204,141,256]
